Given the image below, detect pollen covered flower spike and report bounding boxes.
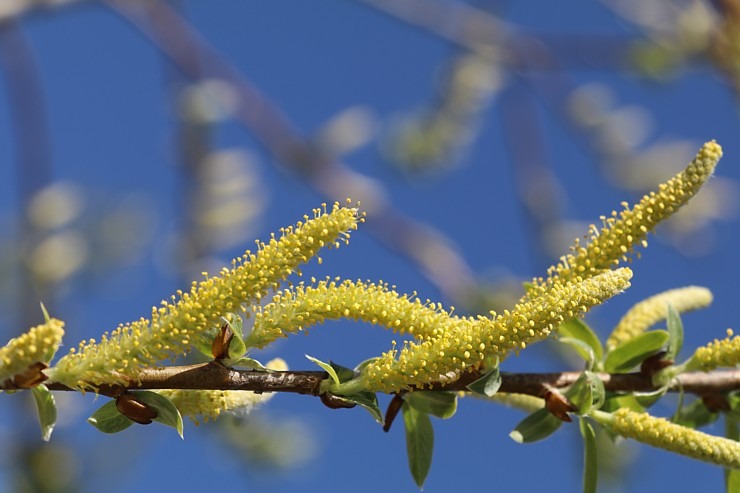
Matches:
[247,278,459,348]
[46,202,361,389]
[354,268,632,393]
[0,318,64,385]
[532,141,722,295]
[607,286,713,350]
[687,328,740,371]
[594,408,740,469]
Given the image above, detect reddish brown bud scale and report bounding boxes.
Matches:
[211,323,234,360]
[116,393,158,425]
[701,394,731,413]
[319,392,356,410]
[383,393,405,432]
[544,388,576,422]
[640,351,673,377]
[11,362,48,389]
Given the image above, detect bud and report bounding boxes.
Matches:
[211,323,234,360]
[116,393,158,425]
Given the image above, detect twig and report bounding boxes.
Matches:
[37,363,740,399]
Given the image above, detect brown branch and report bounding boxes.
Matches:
[38,363,740,399]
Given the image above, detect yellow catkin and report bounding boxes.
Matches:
[247,278,457,348]
[607,286,713,350]
[158,358,287,424]
[47,203,360,389]
[531,141,721,295]
[689,329,740,371]
[606,408,740,469]
[0,319,64,383]
[359,268,632,393]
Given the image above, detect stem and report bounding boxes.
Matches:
[30,366,740,398]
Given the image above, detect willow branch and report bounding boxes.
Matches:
[38,363,740,399]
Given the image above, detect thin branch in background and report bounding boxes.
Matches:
[500,81,567,274]
[0,20,53,332]
[105,0,478,304]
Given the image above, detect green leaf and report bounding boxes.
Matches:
[666,304,684,362]
[229,357,267,370]
[193,315,248,361]
[728,392,740,421]
[136,391,185,439]
[329,361,356,383]
[558,337,596,370]
[567,372,604,415]
[603,330,669,373]
[88,400,134,434]
[305,354,340,386]
[509,408,563,443]
[402,402,434,489]
[354,357,379,373]
[333,391,383,424]
[193,326,221,359]
[31,384,56,441]
[405,392,457,419]
[466,362,502,397]
[634,386,668,408]
[558,318,603,363]
[672,399,719,428]
[222,315,247,360]
[38,303,61,362]
[602,393,644,414]
[39,302,51,323]
[580,419,598,493]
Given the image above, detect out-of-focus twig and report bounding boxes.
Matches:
[105,0,477,303]
[0,20,53,326]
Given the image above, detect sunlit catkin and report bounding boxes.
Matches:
[47,203,360,389]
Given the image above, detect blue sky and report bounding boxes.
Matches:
[1,1,739,492]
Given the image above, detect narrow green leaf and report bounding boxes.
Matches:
[728,392,740,421]
[666,304,684,361]
[602,393,644,414]
[329,361,356,383]
[509,408,563,443]
[229,357,267,370]
[222,315,247,360]
[136,391,185,439]
[466,363,502,397]
[31,384,56,441]
[603,330,669,373]
[567,372,604,416]
[672,398,718,428]
[402,402,434,489]
[88,400,134,434]
[588,373,605,410]
[567,373,593,416]
[580,419,598,493]
[332,391,383,424]
[39,302,51,323]
[193,326,220,359]
[305,354,340,386]
[558,337,596,370]
[634,386,668,408]
[405,392,457,419]
[558,318,604,363]
[354,358,379,373]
